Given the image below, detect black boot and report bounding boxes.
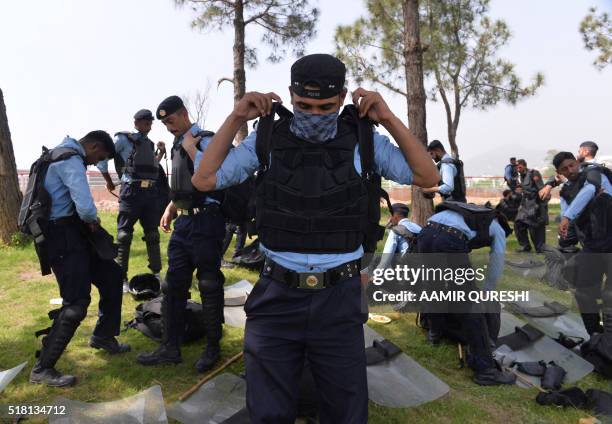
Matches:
[136,344,182,366]
[32,304,87,387]
[473,367,517,386]
[137,296,183,366]
[426,315,443,345]
[195,343,221,373]
[197,273,225,372]
[30,362,76,387]
[116,232,132,278]
[89,335,131,354]
[143,230,162,275]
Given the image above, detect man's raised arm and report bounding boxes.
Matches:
[192,92,281,191]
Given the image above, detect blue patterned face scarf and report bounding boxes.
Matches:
[290,108,339,143]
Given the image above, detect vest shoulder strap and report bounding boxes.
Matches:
[255,102,292,171]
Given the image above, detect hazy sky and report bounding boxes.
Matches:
[1,0,610,175]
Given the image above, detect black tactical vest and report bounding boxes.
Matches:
[170,130,223,210]
[116,132,159,180]
[519,169,542,197]
[435,201,512,250]
[560,173,589,205]
[255,118,370,253]
[437,157,467,202]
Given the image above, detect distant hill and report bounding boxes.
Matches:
[461,144,549,176]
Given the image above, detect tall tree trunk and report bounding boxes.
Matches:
[447,120,459,159]
[403,0,433,226]
[0,89,23,244]
[233,0,248,142]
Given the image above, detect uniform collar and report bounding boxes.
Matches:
[176,123,201,145]
[61,137,86,158]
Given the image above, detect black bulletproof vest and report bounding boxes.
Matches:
[437,157,467,202]
[255,119,369,253]
[560,173,589,205]
[435,201,512,250]
[170,130,223,210]
[519,169,541,197]
[560,166,612,247]
[119,132,159,180]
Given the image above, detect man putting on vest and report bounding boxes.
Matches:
[514,159,548,253]
[552,152,612,337]
[422,140,467,202]
[417,201,514,385]
[190,54,439,423]
[376,203,422,271]
[98,109,166,292]
[136,96,226,373]
[28,131,130,387]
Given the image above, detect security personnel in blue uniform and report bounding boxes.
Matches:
[422,140,467,202]
[30,131,130,387]
[136,96,226,373]
[417,200,514,385]
[189,54,439,424]
[514,159,548,253]
[376,203,422,270]
[553,152,612,336]
[98,109,167,291]
[504,157,518,191]
[539,142,603,249]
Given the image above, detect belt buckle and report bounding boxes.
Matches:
[140,180,150,188]
[298,272,325,290]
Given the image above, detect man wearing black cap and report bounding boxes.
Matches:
[423,140,466,202]
[98,109,167,291]
[189,53,439,423]
[136,96,226,374]
[376,203,422,270]
[29,131,130,387]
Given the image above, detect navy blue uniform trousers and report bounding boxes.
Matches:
[244,274,368,424]
[117,182,162,273]
[164,207,225,346]
[45,221,123,337]
[417,225,494,371]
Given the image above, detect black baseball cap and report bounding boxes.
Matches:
[156,96,184,120]
[134,109,154,121]
[290,54,346,99]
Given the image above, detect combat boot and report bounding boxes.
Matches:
[136,344,182,366]
[473,367,517,386]
[30,362,76,387]
[89,335,131,354]
[581,313,603,336]
[195,343,221,373]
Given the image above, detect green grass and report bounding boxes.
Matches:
[0,206,610,423]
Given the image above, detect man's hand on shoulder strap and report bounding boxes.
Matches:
[351,88,393,124]
[231,92,282,123]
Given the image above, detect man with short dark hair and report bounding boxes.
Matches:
[98,109,167,291]
[190,53,439,423]
[578,141,599,164]
[552,151,612,336]
[30,131,130,387]
[514,159,548,253]
[423,140,466,202]
[136,96,226,374]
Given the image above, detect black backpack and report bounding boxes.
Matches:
[254,103,392,253]
[18,146,81,275]
[18,146,80,241]
[125,297,206,344]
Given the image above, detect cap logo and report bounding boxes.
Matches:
[159,110,166,117]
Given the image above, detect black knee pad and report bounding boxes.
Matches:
[60,301,89,325]
[161,277,190,298]
[117,230,133,245]
[142,229,160,244]
[198,272,224,294]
